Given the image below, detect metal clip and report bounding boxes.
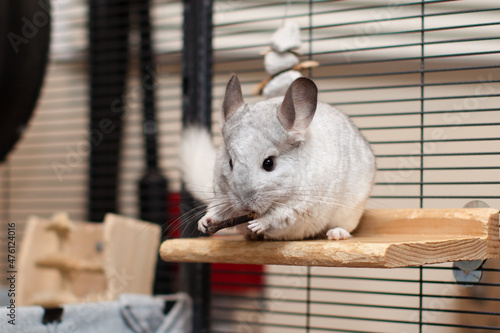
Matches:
[453,200,490,287]
[453,260,484,287]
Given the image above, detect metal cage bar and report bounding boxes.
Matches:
[181,0,214,332]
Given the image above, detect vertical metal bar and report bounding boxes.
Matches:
[182,0,213,130]
[181,0,213,332]
[419,3,425,213]
[305,267,311,332]
[418,1,425,332]
[305,1,313,332]
[308,0,313,76]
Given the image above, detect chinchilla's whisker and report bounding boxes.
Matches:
[263,187,392,211]
[162,206,208,239]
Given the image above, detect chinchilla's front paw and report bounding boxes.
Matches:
[247,219,268,234]
[198,215,213,234]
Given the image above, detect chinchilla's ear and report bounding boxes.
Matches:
[222,74,244,123]
[278,77,318,138]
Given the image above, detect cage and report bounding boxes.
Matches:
[1,0,499,332]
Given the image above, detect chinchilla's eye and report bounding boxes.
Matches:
[262,156,275,172]
[229,158,233,170]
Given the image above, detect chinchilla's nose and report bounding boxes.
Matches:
[233,183,258,212]
[232,164,261,210]
[236,189,256,207]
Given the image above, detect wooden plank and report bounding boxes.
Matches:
[102,213,161,297]
[159,208,500,268]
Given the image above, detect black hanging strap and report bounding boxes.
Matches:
[88,0,130,222]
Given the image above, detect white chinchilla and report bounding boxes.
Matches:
[182,74,375,241]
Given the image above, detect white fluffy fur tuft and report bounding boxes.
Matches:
[180,126,216,203]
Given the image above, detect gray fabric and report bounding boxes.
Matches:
[0,293,192,333]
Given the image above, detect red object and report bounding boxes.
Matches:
[167,192,182,238]
[168,192,264,292]
[211,263,264,292]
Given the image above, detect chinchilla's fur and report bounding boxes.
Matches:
[182,75,375,241]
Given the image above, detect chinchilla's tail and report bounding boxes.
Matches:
[180,126,216,204]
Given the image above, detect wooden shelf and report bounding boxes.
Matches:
[160,208,500,268]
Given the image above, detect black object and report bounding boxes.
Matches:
[87,0,130,221]
[134,0,172,294]
[136,0,168,231]
[0,0,51,161]
[42,308,63,325]
[181,0,213,332]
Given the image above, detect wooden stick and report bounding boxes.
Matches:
[206,214,256,235]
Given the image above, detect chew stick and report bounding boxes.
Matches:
[207,214,256,235]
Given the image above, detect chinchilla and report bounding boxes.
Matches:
[181,75,375,241]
